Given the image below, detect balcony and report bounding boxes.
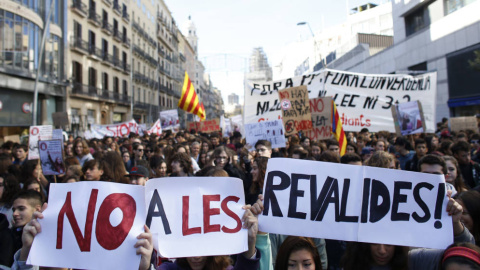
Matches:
[112,91,131,105]
[71,83,99,98]
[71,0,88,17]
[88,10,102,27]
[157,11,163,22]
[113,1,121,15]
[158,48,165,57]
[159,84,168,93]
[101,20,113,35]
[88,45,103,60]
[122,36,130,48]
[113,57,122,71]
[179,53,186,62]
[113,28,122,41]
[122,62,131,74]
[133,45,145,59]
[122,11,130,22]
[71,37,89,54]
[102,0,112,6]
[101,52,114,66]
[165,54,172,62]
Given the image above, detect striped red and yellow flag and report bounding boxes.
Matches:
[178,72,206,121]
[331,100,347,156]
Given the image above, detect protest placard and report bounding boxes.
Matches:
[244,69,437,132]
[52,129,63,141]
[221,116,232,137]
[187,119,221,133]
[230,115,244,135]
[28,178,247,268]
[278,86,312,136]
[38,140,65,175]
[304,97,333,140]
[245,119,286,149]
[28,125,53,160]
[145,177,247,258]
[259,158,453,249]
[392,101,426,136]
[147,119,163,136]
[89,120,138,139]
[28,182,146,270]
[450,116,478,132]
[160,109,180,131]
[3,134,20,143]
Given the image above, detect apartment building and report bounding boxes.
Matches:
[0,0,67,136]
[67,0,131,133]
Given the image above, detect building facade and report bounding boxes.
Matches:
[0,0,67,136]
[328,0,480,121]
[67,0,132,134]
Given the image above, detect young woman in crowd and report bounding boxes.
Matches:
[0,174,20,227]
[213,146,245,180]
[169,152,193,177]
[439,242,480,270]
[82,159,105,181]
[122,151,133,171]
[274,236,322,270]
[443,156,469,192]
[453,190,480,246]
[150,155,168,178]
[131,143,146,167]
[245,156,268,205]
[102,151,129,184]
[74,139,94,166]
[20,160,48,188]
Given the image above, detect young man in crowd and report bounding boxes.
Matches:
[340,153,363,166]
[209,132,220,148]
[127,166,149,186]
[326,139,340,155]
[405,138,428,172]
[12,144,28,165]
[451,141,480,189]
[255,140,272,158]
[0,190,43,267]
[394,136,415,170]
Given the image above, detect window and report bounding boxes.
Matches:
[444,0,475,15]
[88,67,97,87]
[122,80,128,97]
[113,76,119,93]
[102,38,108,57]
[405,6,430,36]
[102,72,108,91]
[88,30,96,49]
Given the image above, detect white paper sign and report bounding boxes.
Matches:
[244,69,437,132]
[28,182,146,270]
[230,115,244,136]
[160,109,180,131]
[52,129,64,141]
[259,158,453,249]
[28,125,53,160]
[245,119,286,149]
[145,177,248,258]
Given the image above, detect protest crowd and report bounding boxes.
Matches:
[0,117,480,270]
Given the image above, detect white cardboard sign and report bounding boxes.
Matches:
[147,119,163,136]
[28,178,247,269]
[259,158,453,249]
[145,177,247,258]
[89,120,138,139]
[245,119,286,150]
[28,125,53,160]
[28,182,146,270]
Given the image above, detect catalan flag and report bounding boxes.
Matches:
[331,100,347,156]
[178,72,206,121]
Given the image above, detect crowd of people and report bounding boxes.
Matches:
[0,121,479,270]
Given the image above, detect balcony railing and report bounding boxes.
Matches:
[179,53,186,62]
[72,83,99,97]
[71,37,89,53]
[102,0,112,6]
[122,62,131,73]
[88,10,102,26]
[122,36,130,47]
[113,29,122,41]
[88,45,102,59]
[102,52,114,65]
[101,20,113,35]
[113,1,121,15]
[71,0,88,17]
[122,11,130,22]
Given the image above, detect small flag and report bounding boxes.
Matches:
[331,100,347,156]
[178,72,206,121]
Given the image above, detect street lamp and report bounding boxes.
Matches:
[297,21,319,71]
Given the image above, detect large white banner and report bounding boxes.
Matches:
[244,69,437,132]
[259,158,452,249]
[88,120,139,139]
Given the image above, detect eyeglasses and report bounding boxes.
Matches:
[123,155,130,158]
[215,156,228,160]
[136,149,144,152]
[471,140,479,144]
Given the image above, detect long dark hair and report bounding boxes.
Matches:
[440,242,480,270]
[341,242,408,270]
[176,256,232,270]
[249,157,268,194]
[275,236,322,270]
[453,191,480,245]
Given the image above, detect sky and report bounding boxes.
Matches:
[165,0,384,104]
